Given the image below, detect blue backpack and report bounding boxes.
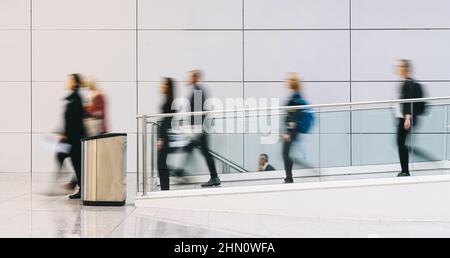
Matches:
[293,94,315,134]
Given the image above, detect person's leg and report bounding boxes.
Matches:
[70,143,82,190]
[397,119,410,176]
[171,139,196,177]
[198,133,220,187]
[67,142,82,199]
[56,151,68,170]
[283,136,294,182]
[157,137,170,191]
[199,134,218,178]
[56,151,78,190]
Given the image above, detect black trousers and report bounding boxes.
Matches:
[56,151,76,183]
[69,142,82,189]
[283,131,297,180]
[397,118,410,174]
[397,117,434,174]
[397,117,421,174]
[183,133,218,178]
[157,136,170,191]
[56,151,69,170]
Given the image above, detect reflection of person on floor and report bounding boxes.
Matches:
[157,78,176,191]
[258,154,276,172]
[61,74,87,199]
[395,59,432,177]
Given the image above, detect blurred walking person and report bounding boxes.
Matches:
[282,73,315,183]
[62,74,87,199]
[175,70,220,187]
[156,78,176,191]
[84,77,108,135]
[395,60,429,177]
[54,136,76,191]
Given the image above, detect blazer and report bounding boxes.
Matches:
[64,88,87,144]
[284,91,303,133]
[158,96,174,140]
[400,78,422,116]
[188,84,208,126]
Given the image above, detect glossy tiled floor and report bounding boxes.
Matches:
[2,172,450,238]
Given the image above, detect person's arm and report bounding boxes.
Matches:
[403,81,415,129]
[282,98,298,141]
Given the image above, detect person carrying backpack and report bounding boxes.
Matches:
[395,59,428,177]
[282,73,315,183]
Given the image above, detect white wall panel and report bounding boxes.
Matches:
[0,0,29,29]
[320,134,351,168]
[139,0,242,29]
[0,31,30,81]
[245,0,349,29]
[353,82,450,103]
[138,82,243,117]
[32,0,135,29]
[138,31,242,82]
[33,30,135,81]
[0,83,31,132]
[137,82,161,116]
[98,83,137,133]
[410,134,445,162]
[352,30,450,81]
[32,83,67,133]
[245,31,350,81]
[353,0,450,29]
[0,134,30,173]
[352,134,398,166]
[244,82,349,104]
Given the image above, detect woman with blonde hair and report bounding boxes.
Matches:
[84,77,108,135]
[281,73,314,183]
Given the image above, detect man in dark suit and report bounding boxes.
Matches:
[258,153,276,172]
[181,70,220,187]
[395,60,427,177]
[63,74,87,199]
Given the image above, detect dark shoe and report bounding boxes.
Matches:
[69,191,81,199]
[201,177,221,187]
[397,172,410,177]
[284,178,294,184]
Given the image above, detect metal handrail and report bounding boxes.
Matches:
[204,101,450,120]
[148,121,248,173]
[206,149,248,173]
[137,96,450,119]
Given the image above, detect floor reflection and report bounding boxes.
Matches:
[2,173,450,238]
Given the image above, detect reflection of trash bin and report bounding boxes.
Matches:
[81,133,127,206]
